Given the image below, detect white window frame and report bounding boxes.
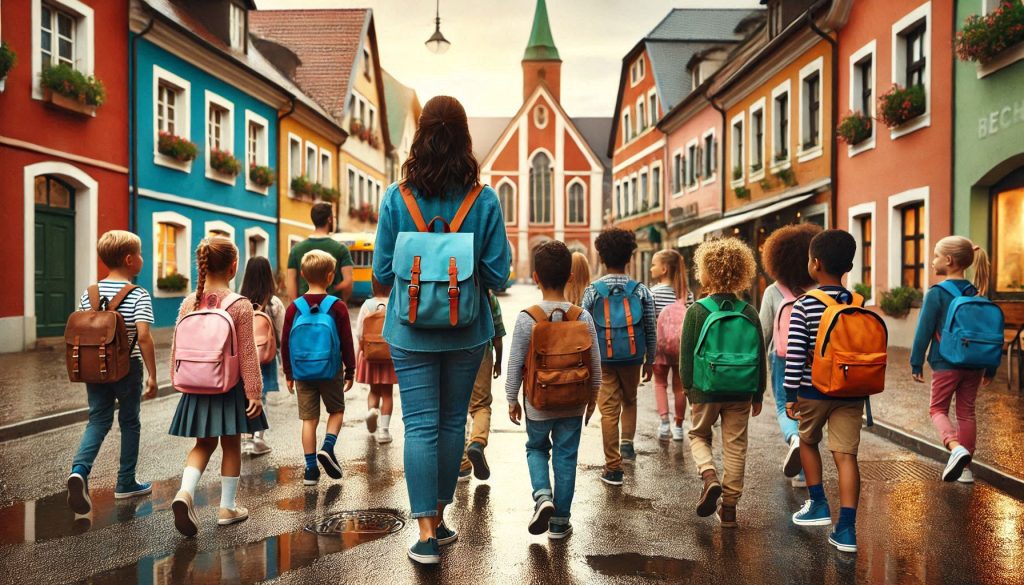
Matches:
[770,80,792,170]
[730,112,745,188]
[887,187,930,291]
[701,128,717,186]
[304,142,318,182]
[319,148,333,187]
[367,104,377,133]
[287,134,302,196]
[630,173,640,216]
[534,104,549,129]
[204,90,236,185]
[636,97,646,134]
[152,65,192,173]
[650,162,662,209]
[243,226,270,270]
[496,177,517,225]
[798,56,824,163]
[244,110,269,195]
[622,109,632,143]
[152,211,192,299]
[672,149,685,197]
[749,97,767,181]
[566,178,588,225]
[31,0,95,100]
[799,203,829,229]
[848,202,877,306]
[229,2,246,51]
[346,165,357,208]
[630,55,646,87]
[891,2,932,139]
[686,139,699,193]
[639,168,649,210]
[848,40,877,157]
[648,89,658,128]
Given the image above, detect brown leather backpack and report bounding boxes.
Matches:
[523,305,593,410]
[64,284,138,384]
[361,303,392,364]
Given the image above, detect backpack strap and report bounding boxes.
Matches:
[219,292,246,310]
[775,282,793,301]
[805,289,837,307]
[565,305,584,321]
[398,183,485,234]
[294,297,311,316]
[936,280,964,299]
[621,291,638,356]
[592,281,611,298]
[87,284,101,311]
[107,284,139,311]
[450,184,485,233]
[398,182,429,233]
[696,296,720,313]
[523,305,548,323]
[624,280,640,297]
[319,295,340,314]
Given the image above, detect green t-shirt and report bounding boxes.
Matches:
[287,235,354,295]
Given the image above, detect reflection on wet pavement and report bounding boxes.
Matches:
[586,553,696,581]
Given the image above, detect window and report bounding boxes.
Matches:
[703,133,716,179]
[651,166,661,207]
[567,182,586,225]
[859,215,873,288]
[732,117,744,183]
[900,202,925,289]
[363,48,371,79]
[40,3,76,68]
[631,176,639,213]
[156,83,179,135]
[152,211,191,298]
[367,105,376,133]
[615,184,622,218]
[245,113,267,169]
[649,93,658,127]
[305,144,317,181]
[207,104,227,152]
[803,72,820,149]
[153,66,191,171]
[673,152,683,193]
[640,171,649,209]
[358,175,366,206]
[623,111,631,143]
[768,0,783,38]
[229,2,246,51]
[639,56,645,79]
[534,105,548,128]
[156,223,179,279]
[903,22,926,88]
[498,182,516,224]
[773,88,789,161]
[530,153,552,223]
[348,168,357,208]
[687,143,698,187]
[638,100,646,132]
[205,92,235,181]
[857,58,873,115]
[320,151,331,185]
[245,228,269,264]
[891,5,931,136]
[751,108,764,172]
[289,137,302,180]
[993,187,1024,295]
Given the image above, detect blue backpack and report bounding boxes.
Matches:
[393,183,483,329]
[289,296,341,381]
[936,281,1004,369]
[592,280,646,364]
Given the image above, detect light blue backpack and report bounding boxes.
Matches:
[393,183,483,329]
[935,281,1004,369]
[289,296,341,381]
[592,280,646,364]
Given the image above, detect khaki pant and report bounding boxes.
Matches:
[598,364,642,472]
[460,352,494,471]
[688,401,751,506]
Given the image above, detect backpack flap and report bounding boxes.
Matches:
[812,295,888,397]
[393,230,478,329]
[65,311,119,347]
[592,281,645,362]
[692,297,760,393]
[524,305,593,409]
[937,284,1004,368]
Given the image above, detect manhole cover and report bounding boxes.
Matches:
[306,509,405,536]
[860,460,939,482]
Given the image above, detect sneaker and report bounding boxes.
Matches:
[791,472,807,488]
[600,470,624,486]
[943,446,972,482]
[114,481,153,500]
[436,521,458,546]
[658,420,671,441]
[171,490,199,537]
[317,448,344,480]
[466,441,491,480]
[529,498,555,535]
[696,475,722,518]
[376,428,393,444]
[828,524,858,553]
[249,436,273,456]
[408,538,440,565]
[457,468,472,482]
[620,442,637,460]
[217,506,249,526]
[548,522,573,540]
[958,467,975,484]
[671,424,685,442]
[792,499,832,526]
[717,504,737,528]
[241,438,254,454]
[783,436,802,478]
[67,472,92,515]
[303,466,321,486]
[366,408,380,434]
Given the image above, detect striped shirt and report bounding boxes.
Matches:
[78,281,154,359]
[650,283,695,317]
[783,285,860,402]
[580,275,657,365]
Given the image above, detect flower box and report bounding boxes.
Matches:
[157,272,189,293]
[734,186,751,200]
[249,164,276,188]
[838,111,873,145]
[773,167,797,187]
[43,88,97,117]
[350,120,363,136]
[880,286,922,318]
[878,84,926,129]
[209,149,241,177]
[291,175,314,197]
[759,178,773,191]
[750,162,763,173]
[39,63,105,116]
[158,132,198,162]
[955,1,1024,63]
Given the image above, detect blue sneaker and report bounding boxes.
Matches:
[115,481,153,499]
[792,499,832,526]
[829,524,857,553]
[303,466,321,486]
[317,448,343,480]
[548,522,573,540]
[600,470,624,486]
[620,442,637,460]
[67,472,91,515]
[436,521,458,546]
[408,538,440,564]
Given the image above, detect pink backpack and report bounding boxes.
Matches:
[656,299,688,362]
[253,302,277,365]
[172,292,246,394]
[772,283,799,358]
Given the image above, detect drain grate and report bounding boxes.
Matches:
[860,460,940,482]
[306,509,405,536]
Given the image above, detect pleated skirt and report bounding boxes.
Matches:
[355,350,398,385]
[168,381,269,438]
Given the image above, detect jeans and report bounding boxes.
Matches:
[391,344,486,518]
[526,416,583,524]
[771,353,799,444]
[72,359,143,489]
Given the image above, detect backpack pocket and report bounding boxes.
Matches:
[174,349,226,393]
[828,351,886,397]
[292,351,337,381]
[941,330,1004,368]
[697,352,758,393]
[533,366,591,409]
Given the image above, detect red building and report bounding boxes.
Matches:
[0,0,130,352]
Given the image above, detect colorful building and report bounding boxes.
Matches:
[0,0,130,351]
[608,9,756,283]
[470,0,610,279]
[382,69,421,185]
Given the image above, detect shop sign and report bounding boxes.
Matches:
[977,99,1024,139]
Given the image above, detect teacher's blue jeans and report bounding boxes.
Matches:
[392,344,486,518]
[771,353,799,444]
[526,416,583,524]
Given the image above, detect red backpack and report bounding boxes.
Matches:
[252,302,277,365]
[772,283,800,358]
[656,299,687,362]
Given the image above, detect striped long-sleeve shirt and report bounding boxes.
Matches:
[580,275,657,366]
[650,283,695,317]
[783,285,862,402]
[79,281,154,359]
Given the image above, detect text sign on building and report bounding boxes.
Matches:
[977,100,1024,140]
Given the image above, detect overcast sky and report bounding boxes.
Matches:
[256,0,762,118]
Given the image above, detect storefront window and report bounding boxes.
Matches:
[994,188,1024,294]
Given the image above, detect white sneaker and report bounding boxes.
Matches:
[241,438,254,454]
[671,424,685,442]
[376,428,393,444]
[249,436,273,456]
[657,420,671,441]
[957,467,975,484]
[366,408,380,434]
[943,446,972,482]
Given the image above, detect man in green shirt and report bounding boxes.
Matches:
[286,203,354,300]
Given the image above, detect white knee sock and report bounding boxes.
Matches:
[180,466,202,496]
[380,414,391,430]
[220,476,240,509]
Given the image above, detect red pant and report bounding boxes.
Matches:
[929,369,983,453]
[653,364,685,422]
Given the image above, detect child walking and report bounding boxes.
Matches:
[507,241,601,539]
[649,249,694,441]
[67,231,158,515]
[681,238,765,528]
[581,228,656,487]
[911,236,997,483]
[356,276,398,444]
[169,237,268,536]
[786,229,865,553]
[282,250,356,486]
[564,252,591,306]
[758,223,821,487]
[459,290,505,481]
[240,256,284,456]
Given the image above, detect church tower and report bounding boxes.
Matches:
[522,0,562,102]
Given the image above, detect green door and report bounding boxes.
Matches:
[34,176,76,338]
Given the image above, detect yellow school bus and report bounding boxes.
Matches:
[331,232,375,302]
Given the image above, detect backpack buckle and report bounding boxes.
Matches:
[408,284,420,299]
[448,286,460,299]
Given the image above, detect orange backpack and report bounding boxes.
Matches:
[361,303,392,364]
[807,290,888,398]
[522,305,593,410]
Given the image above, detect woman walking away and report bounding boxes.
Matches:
[564,252,591,306]
[169,237,267,537]
[240,256,284,455]
[373,95,511,564]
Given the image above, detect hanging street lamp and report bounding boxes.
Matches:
[425,0,450,54]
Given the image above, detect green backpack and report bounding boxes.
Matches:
[692,297,760,393]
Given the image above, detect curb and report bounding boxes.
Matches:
[866,418,1024,501]
[0,384,177,443]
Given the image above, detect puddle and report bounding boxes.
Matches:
[586,553,696,581]
[76,509,404,585]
